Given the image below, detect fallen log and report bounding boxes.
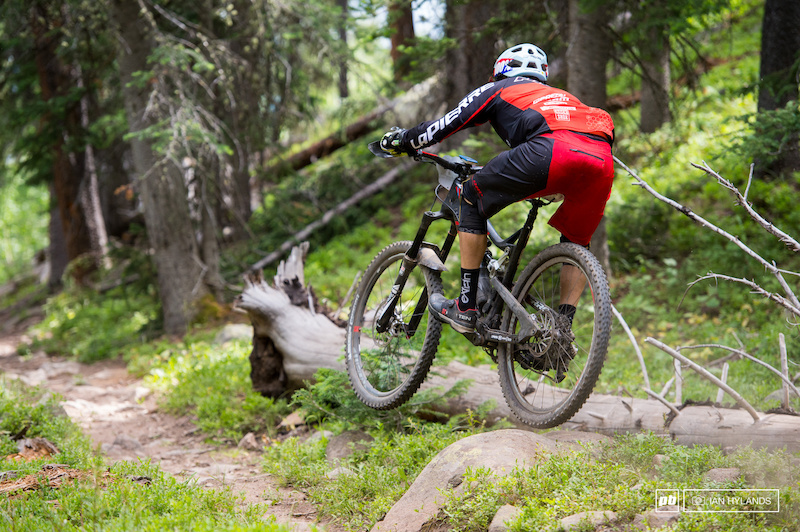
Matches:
[249,160,413,271]
[236,244,800,452]
[266,107,388,179]
[262,76,442,180]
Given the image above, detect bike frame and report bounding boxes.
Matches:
[374,149,548,348]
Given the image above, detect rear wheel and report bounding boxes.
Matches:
[346,241,443,409]
[497,243,611,428]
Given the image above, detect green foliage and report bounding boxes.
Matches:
[0,171,48,284]
[29,284,160,363]
[291,368,492,433]
[264,421,495,531]
[435,452,646,532]
[0,376,289,530]
[0,459,289,531]
[143,338,290,443]
[0,379,98,470]
[732,102,800,171]
[433,433,800,532]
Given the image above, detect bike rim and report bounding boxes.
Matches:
[505,255,603,415]
[350,252,435,398]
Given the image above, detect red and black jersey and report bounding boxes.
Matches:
[402,76,614,150]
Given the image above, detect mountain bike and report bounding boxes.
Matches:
[345,142,612,428]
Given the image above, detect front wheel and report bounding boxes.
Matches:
[346,241,443,409]
[497,243,611,428]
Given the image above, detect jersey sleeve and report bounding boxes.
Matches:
[402,82,501,151]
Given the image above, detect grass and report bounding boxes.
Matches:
[1,1,798,529]
[430,433,800,532]
[263,417,496,531]
[0,380,293,531]
[141,336,292,444]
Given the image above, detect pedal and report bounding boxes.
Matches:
[481,328,516,344]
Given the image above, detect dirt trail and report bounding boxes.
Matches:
[0,331,337,532]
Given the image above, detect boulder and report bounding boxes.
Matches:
[371,429,568,532]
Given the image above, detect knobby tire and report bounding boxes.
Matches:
[497,243,611,428]
[346,241,443,410]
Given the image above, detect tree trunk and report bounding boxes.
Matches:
[639,25,671,133]
[111,0,209,335]
[755,0,800,179]
[443,0,497,101]
[567,0,610,109]
[30,2,93,285]
[237,244,345,396]
[47,184,69,291]
[200,164,225,300]
[389,0,415,83]
[336,0,349,98]
[77,69,110,271]
[566,0,612,276]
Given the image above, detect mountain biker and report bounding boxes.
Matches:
[380,43,615,334]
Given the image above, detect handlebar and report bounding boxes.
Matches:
[368,140,477,177]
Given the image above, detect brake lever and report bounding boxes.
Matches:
[368,141,395,158]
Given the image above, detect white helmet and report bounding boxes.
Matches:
[492,43,548,82]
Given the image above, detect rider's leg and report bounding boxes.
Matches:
[427,195,488,332]
[559,264,585,325]
[456,230,486,311]
[557,233,588,325]
[459,231,486,269]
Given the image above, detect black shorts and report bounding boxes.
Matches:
[459,131,614,246]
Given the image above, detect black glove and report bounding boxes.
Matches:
[380,127,407,156]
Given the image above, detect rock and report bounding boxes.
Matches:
[326,430,374,462]
[134,386,151,402]
[488,505,522,532]
[644,505,681,529]
[278,411,305,431]
[238,432,265,452]
[307,430,334,444]
[631,513,647,530]
[371,429,563,532]
[113,434,143,451]
[704,467,741,483]
[213,323,253,345]
[326,466,356,480]
[559,510,617,532]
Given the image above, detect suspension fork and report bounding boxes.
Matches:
[375,210,455,335]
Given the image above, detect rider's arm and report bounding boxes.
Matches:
[402,81,502,151]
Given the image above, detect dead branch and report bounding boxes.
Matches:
[686,273,800,317]
[612,304,650,391]
[643,388,681,416]
[690,161,800,253]
[614,156,800,310]
[249,161,413,271]
[678,343,800,400]
[646,337,762,422]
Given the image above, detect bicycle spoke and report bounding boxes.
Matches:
[346,242,443,409]
[497,243,610,428]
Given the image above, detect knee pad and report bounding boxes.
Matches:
[458,188,487,234]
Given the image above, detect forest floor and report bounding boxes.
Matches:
[0,310,341,532]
